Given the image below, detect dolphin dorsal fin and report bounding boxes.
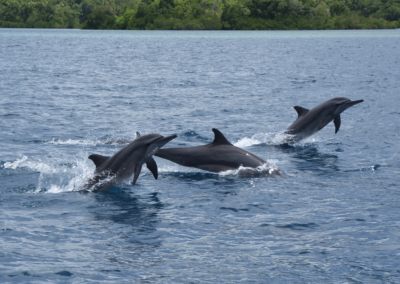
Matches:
[88,154,110,168]
[136,132,141,137]
[212,128,232,145]
[293,106,309,118]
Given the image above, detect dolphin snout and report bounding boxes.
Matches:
[157,134,178,146]
[346,99,364,106]
[163,134,178,142]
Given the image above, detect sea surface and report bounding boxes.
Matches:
[1,29,400,283]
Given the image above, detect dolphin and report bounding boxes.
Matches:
[284,97,363,144]
[83,133,177,192]
[155,128,283,176]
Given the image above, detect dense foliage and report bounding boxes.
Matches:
[1,0,399,29]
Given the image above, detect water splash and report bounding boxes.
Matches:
[219,162,284,177]
[157,161,283,177]
[3,155,94,193]
[40,157,94,194]
[157,163,200,173]
[360,165,380,172]
[4,155,54,173]
[4,155,28,170]
[234,132,293,147]
[234,132,324,147]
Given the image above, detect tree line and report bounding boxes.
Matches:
[1,0,399,30]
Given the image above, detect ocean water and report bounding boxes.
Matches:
[1,28,400,283]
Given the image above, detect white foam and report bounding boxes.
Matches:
[299,135,323,144]
[219,162,282,177]
[234,132,294,147]
[46,138,100,146]
[234,136,263,148]
[4,155,28,170]
[4,155,53,173]
[234,131,327,147]
[157,163,199,173]
[38,157,95,193]
[359,165,378,172]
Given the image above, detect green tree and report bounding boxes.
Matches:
[329,1,349,16]
[0,0,21,22]
[82,6,115,28]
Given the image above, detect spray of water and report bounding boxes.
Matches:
[234,132,323,147]
[4,154,94,194]
[219,161,284,177]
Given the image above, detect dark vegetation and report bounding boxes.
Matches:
[1,0,399,29]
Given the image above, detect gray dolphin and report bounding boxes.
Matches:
[83,133,177,192]
[284,97,363,144]
[155,128,283,176]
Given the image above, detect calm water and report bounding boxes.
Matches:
[1,29,400,283]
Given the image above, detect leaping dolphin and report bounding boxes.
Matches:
[155,128,283,176]
[83,133,177,192]
[284,97,363,144]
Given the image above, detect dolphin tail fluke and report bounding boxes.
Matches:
[334,115,341,134]
[146,157,158,180]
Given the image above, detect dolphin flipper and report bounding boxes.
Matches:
[334,115,341,134]
[89,154,110,168]
[132,166,142,186]
[145,157,158,180]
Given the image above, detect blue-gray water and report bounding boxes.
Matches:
[1,29,400,283]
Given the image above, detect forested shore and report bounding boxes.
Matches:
[1,0,399,30]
